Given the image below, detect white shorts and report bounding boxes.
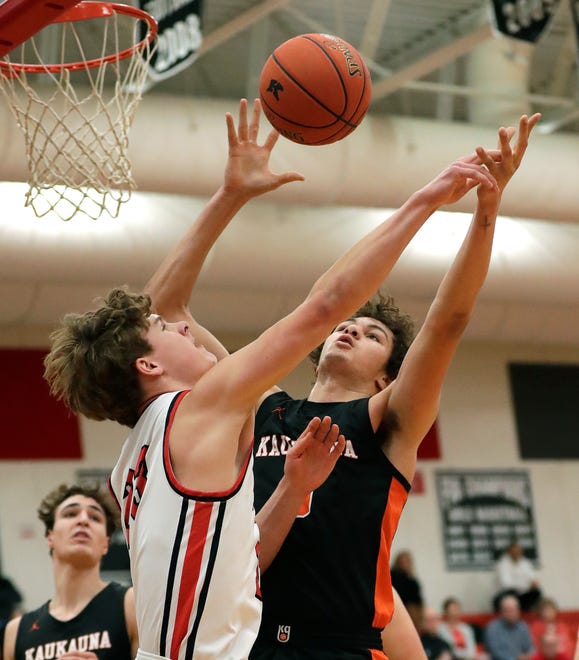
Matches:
[136,650,169,660]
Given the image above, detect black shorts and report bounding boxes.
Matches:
[249,639,387,660]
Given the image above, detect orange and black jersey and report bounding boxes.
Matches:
[253,391,411,649]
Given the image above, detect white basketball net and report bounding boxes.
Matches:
[0,11,155,220]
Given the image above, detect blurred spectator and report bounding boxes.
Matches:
[437,597,482,660]
[530,599,575,659]
[0,575,22,659]
[531,630,572,660]
[391,550,424,629]
[493,541,542,612]
[420,606,453,660]
[485,594,534,660]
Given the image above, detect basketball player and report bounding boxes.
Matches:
[42,98,505,660]
[146,99,541,659]
[43,100,349,660]
[2,483,138,660]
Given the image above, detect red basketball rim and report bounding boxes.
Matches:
[0,1,158,74]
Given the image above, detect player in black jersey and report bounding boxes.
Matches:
[146,99,540,659]
[3,483,138,660]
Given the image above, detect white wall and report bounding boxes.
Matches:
[393,340,579,613]
[1,329,578,615]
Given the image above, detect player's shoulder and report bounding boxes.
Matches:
[3,614,23,660]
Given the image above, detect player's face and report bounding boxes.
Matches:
[47,495,110,568]
[145,314,217,384]
[318,317,393,386]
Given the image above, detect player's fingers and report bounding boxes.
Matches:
[249,98,261,142]
[527,112,542,131]
[313,416,332,441]
[287,417,321,454]
[237,98,249,141]
[457,149,502,166]
[297,416,322,443]
[513,113,540,167]
[475,145,498,169]
[452,159,497,187]
[275,171,305,186]
[330,434,346,455]
[498,126,515,167]
[321,422,341,446]
[263,128,280,152]
[225,112,238,146]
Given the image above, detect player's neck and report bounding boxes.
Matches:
[50,562,107,621]
[308,375,374,403]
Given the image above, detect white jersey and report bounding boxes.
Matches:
[109,391,261,660]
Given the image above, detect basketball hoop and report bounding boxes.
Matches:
[0,2,158,220]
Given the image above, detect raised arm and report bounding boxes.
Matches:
[199,143,504,412]
[144,98,304,360]
[255,415,345,571]
[380,113,541,480]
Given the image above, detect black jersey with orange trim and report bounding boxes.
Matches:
[14,582,131,660]
[253,391,411,646]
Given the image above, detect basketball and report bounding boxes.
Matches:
[259,33,372,146]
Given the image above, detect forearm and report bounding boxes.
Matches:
[425,199,499,329]
[307,190,439,316]
[255,476,308,572]
[145,185,249,316]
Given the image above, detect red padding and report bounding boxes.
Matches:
[0,348,82,459]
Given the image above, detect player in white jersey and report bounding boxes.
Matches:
[109,391,262,659]
[43,100,347,660]
[45,99,507,660]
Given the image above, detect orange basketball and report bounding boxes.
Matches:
[259,33,372,146]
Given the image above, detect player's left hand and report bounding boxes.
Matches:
[223,98,304,199]
[283,416,346,494]
[475,112,541,208]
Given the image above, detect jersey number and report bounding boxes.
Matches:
[122,445,149,548]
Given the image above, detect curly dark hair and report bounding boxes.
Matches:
[308,292,415,381]
[38,482,119,537]
[44,288,153,428]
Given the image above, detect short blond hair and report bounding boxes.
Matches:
[44,288,152,427]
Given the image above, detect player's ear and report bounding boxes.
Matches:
[375,374,391,392]
[135,356,163,377]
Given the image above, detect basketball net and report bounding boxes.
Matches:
[0,4,157,221]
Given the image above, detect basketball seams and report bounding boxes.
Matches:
[258,32,371,145]
[269,50,351,127]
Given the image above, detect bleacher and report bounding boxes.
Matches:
[462,609,579,653]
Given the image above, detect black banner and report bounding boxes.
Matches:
[570,0,579,67]
[139,0,204,82]
[436,470,539,571]
[490,0,560,42]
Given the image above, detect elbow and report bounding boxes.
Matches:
[305,288,346,327]
[425,309,471,341]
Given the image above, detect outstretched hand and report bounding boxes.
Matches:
[419,112,541,212]
[419,150,501,210]
[223,98,304,200]
[475,112,541,208]
[283,416,345,495]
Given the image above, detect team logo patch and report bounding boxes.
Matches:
[277,624,291,643]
